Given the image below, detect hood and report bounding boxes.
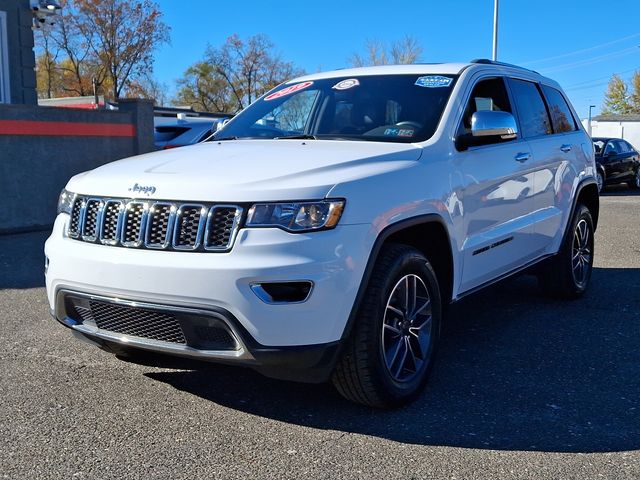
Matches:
[66,140,422,202]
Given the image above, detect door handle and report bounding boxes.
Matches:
[560,144,572,153]
[515,152,531,163]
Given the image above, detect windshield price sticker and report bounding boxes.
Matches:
[264,81,314,101]
[415,75,453,88]
[332,78,360,90]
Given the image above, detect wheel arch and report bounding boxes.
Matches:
[340,214,455,342]
[575,179,600,232]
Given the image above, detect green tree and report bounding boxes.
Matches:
[630,71,640,113]
[602,74,633,114]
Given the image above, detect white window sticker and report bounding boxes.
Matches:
[332,78,360,90]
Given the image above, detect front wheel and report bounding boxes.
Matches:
[332,244,441,408]
[538,204,594,299]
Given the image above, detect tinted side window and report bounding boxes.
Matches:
[614,140,630,153]
[509,79,552,138]
[623,141,637,153]
[457,77,513,146]
[542,85,577,133]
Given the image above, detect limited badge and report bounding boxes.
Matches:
[415,75,453,88]
[332,78,360,90]
[264,81,314,101]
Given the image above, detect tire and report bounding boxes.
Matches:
[332,244,442,408]
[538,204,594,299]
[596,170,604,193]
[628,167,640,190]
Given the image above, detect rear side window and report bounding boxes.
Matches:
[623,140,636,153]
[509,79,552,138]
[542,85,577,133]
[614,140,630,153]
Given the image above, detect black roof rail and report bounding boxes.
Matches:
[470,59,539,75]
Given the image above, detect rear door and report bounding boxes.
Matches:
[616,140,638,180]
[508,80,582,255]
[602,140,625,181]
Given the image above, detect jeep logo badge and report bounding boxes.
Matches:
[128,183,157,195]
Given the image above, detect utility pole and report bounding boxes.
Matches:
[492,0,499,61]
[588,105,596,137]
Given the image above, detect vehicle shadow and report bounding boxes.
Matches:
[145,267,640,454]
[0,230,48,289]
[600,184,640,196]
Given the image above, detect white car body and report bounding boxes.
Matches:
[45,62,598,384]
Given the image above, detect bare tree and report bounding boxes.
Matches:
[75,0,170,100]
[125,73,168,106]
[33,0,169,101]
[349,35,423,67]
[175,34,303,113]
[34,27,60,98]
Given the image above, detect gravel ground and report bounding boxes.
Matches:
[1,188,638,479]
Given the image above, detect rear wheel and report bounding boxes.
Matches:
[332,244,441,408]
[538,204,594,299]
[596,170,604,193]
[628,167,640,190]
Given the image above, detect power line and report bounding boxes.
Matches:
[564,67,639,91]
[521,32,640,66]
[539,46,640,74]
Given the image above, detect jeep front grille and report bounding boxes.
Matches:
[66,195,242,252]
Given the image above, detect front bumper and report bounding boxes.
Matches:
[45,215,374,379]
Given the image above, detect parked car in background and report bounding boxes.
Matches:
[592,137,640,192]
[154,108,233,150]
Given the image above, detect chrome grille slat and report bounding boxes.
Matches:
[205,205,243,251]
[65,196,241,253]
[100,200,124,245]
[145,203,175,249]
[81,198,103,242]
[121,202,148,247]
[173,205,206,250]
[68,197,84,238]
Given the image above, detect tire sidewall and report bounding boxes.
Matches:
[565,205,595,295]
[365,250,442,403]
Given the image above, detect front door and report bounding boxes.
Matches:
[454,76,539,293]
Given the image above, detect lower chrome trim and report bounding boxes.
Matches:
[71,322,253,361]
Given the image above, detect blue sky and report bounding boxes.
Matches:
[154,0,640,119]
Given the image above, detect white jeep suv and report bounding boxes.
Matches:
[45,60,599,408]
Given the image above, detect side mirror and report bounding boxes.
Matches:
[471,110,518,138]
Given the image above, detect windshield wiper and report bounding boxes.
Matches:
[274,134,317,140]
[213,136,238,141]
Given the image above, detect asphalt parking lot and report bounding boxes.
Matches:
[1,188,639,480]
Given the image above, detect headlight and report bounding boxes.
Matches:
[57,189,75,215]
[246,200,345,232]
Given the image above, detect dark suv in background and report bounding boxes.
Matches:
[153,107,233,150]
[592,137,640,192]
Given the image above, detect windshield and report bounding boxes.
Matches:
[213,74,458,143]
